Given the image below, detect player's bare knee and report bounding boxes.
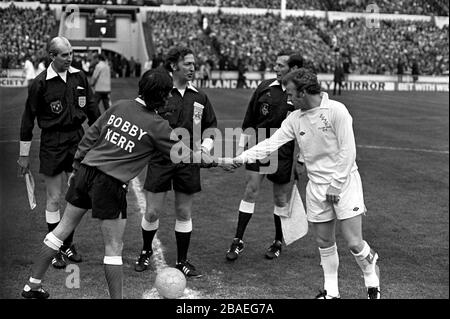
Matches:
[316,236,335,249]
[144,213,158,223]
[175,208,192,221]
[347,240,365,254]
[46,191,62,208]
[146,205,162,217]
[243,185,259,201]
[273,195,288,208]
[144,207,159,222]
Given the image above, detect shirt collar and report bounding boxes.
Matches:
[135,97,146,106]
[319,92,329,108]
[46,63,80,80]
[269,79,286,91]
[299,92,329,116]
[173,82,198,93]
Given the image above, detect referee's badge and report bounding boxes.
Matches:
[260,103,270,116]
[193,102,204,125]
[78,96,86,108]
[50,100,62,114]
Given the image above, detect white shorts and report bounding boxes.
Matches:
[306,170,366,223]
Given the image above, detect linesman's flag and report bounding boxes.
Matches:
[24,171,37,210]
[280,183,308,245]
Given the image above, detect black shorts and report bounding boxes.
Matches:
[144,163,201,194]
[39,128,84,176]
[245,158,293,184]
[245,141,294,184]
[65,164,128,220]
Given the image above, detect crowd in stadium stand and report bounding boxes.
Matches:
[147,10,449,75]
[1,3,448,76]
[37,0,449,16]
[0,4,57,69]
[179,0,448,15]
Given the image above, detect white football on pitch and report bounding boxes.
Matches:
[154,267,187,299]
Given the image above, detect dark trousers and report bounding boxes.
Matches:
[95,91,111,113]
[333,81,342,95]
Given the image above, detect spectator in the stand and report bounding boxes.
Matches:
[91,53,112,114]
[412,59,419,82]
[23,54,44,87]
[120,56,128,78]
[342,56,351,81]
[135,59,142,77]
[129,57,136,77]
[237,58,248,89]
[397,57,404,82]
[333,58,344,95]
[112,54,121,78]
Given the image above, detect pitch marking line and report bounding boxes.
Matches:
[130,178,204,299]
[357,144,449,154]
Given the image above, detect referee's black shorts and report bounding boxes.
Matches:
[144,163,201,194]
[245,141,295,185]
[39,128,84,176]
[65,164,128,220]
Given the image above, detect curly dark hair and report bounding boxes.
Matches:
[138,69,173,110]
[164,46,194,72]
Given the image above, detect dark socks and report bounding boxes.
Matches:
[175,231,191,263]
[274,214,283,242]
[235,211,252,240]
[142,228,157,252]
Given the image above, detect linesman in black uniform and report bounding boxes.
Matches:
[18,37,100,269]
[225,52,303,261]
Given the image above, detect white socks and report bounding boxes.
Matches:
[352,241,380,288]
[319,243,340,298]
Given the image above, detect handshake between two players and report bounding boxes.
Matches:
[197,148,244,171]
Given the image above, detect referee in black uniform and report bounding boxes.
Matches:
[225,52,303,262]
[18,37,100,269]
[134,47,217,277]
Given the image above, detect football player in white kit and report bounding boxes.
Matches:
[224,68,381,299]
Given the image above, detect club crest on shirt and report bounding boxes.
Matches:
[318,113,332,132]
[193,102,204,125]
[260,103,270,116]
[50,100,62,114]
[78,96,86,108]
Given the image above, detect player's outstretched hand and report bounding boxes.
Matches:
[196,149,218,168]
[326,185,341,204]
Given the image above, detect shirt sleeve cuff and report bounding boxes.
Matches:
[330,179,344,190]
[19,141,31,156]
[238,133,250,148]
[201,138,214,153]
